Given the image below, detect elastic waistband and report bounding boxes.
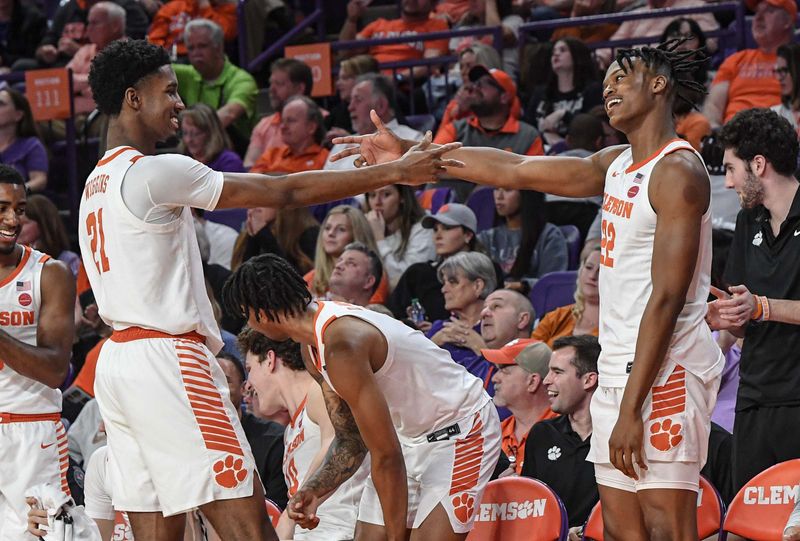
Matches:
[111,327,205,344]
[0,412,61,424]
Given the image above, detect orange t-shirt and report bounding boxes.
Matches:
[531,304,599,348]
[712,49,781,123]
[676,111,712,152]
[250,144,329,174]
[358,16,450,64]
[501,409,559,474]
[303,269,390,305]
[73,338,108,397]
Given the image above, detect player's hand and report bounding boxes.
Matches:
[392,133,464,186]
[287,489,321,530]
[26,497,49,537]
[784,525,800,541]
[330,110,410,167]
[608,409,647,480]
[706,286,736,331]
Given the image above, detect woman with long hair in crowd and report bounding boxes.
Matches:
[523,37,603,147]
[365,184,435,288]
[180,103,245,172]
[771,42,800,138]
[478,188,568,294]
[230,206,319,274]
[326,54,379,138]
[18,194,80,276]
[304,204,389,303]
[0,88,47,192]
[532,241,600,346]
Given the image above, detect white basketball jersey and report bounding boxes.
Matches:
[599,139,723,387]
[283,398,364,539]
[310,301,491,439]
[78,147,223,353]
[0,245,60,413]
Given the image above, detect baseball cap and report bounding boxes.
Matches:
[421,203,478,233]
[756,0,798,19]
[481,339,552,375]
[468,65,517,97]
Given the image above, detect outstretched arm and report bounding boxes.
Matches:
[331,110,620,197]
[608,153,710,479]
[0,260,75,388]
[216,135,463,209]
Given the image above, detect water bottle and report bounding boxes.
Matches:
[410,298,426,325]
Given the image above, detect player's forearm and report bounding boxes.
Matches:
[620,294,685,414]
[371,452,409,541]
[220,163,402,209]
[761,298,800,326]
[300,434,368,501]
[0,333,69,388]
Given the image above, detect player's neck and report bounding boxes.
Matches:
[624,113,676,165]
[764,178,799,230]
[281,305,318,345]
[284,372,315,422]
[0,243,22,271]
[105,118,157,156]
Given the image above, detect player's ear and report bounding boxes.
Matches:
[124,86,141,111]
[651,73,669,95]
[751,154,768,177]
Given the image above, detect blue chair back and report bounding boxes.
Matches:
[558,225,582,270]
[205,208,247,231]
[466,186,495,232]
[404,114,436,134]
[529,271,578,319]
[308,198,361,223]
[417,187,454,214]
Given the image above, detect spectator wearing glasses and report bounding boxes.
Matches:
[772,42,800,139]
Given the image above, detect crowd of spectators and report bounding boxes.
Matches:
[7,0,800,537]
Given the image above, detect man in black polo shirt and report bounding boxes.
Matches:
[708,107,800,491]
[520,335,600,533]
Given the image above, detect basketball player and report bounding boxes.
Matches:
[79,39,461,541]
[237,327,366,540]
[332,42,724,540]
[223,254,501,541]
[0,164,76,540]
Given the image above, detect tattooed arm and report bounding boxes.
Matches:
[289,318,408,541]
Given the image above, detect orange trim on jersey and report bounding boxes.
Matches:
[56,420,71,496]
[0,411,60,424]
[111,327,205,343]
[311,302,338,371]
[38,254,51,263]
[96,146,138,166]
[130,155,144,164]
[0,245,31,289]
[649,365,687,420]
[290,396,308,428]
[449,413,485,496]
[624,138,687,174]
[175,341,244,456]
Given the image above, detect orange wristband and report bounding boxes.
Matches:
[751,295,763,321]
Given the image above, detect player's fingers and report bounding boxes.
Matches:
[331,134,366,146]
[635,446,648,471]
[622,447,638,480]
[438,158,466,169]
[432,141,463,156]
[370,109,387,132]
[330,146,363,162]
[728,284,749,295]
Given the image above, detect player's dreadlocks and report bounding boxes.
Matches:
[615,38,708,108]
[222,254,312,323]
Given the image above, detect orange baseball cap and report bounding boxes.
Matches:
[468,65,517,98]
[761,0,797,19]
[481,339,552,374]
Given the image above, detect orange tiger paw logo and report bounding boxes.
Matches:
[649,418,683,451]
[213,455,248,488]
[452,493,475,524]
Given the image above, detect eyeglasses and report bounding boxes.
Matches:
[774,67,790,78]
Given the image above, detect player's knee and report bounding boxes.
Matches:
[604,521,647,541]
[642,512,695,541]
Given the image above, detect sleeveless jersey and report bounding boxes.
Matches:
[283,397,365,537]
[0,245,60,413]
[78,147,223,353]
[310,301,491,439]
[598,139,723,387]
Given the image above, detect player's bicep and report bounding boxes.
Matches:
[133,155,224,210]
[37,260,76,356]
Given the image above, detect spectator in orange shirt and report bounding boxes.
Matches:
[704,0,795,128]
[147,0,236,58]
[250,95,329,174]
[532,242,600,347]
[243,58,313,168]
[434,66,544,158]
[339,0,449,78]
[482,339,557,473]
